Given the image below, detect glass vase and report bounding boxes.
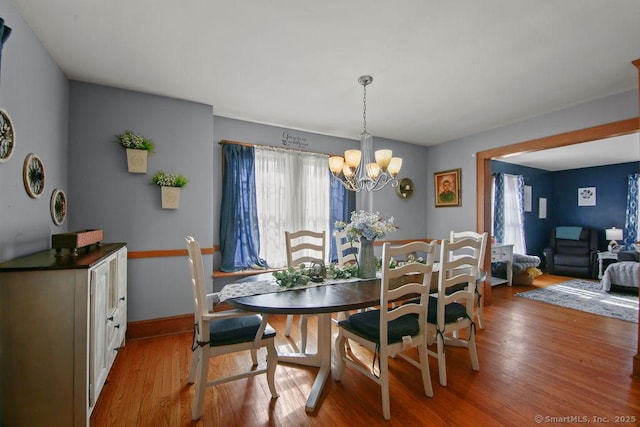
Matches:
[357,237,377,279]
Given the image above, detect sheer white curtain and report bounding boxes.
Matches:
[255,147,330,267]
[502,174,526,254]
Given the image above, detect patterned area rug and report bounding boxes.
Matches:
[516,279,638,323]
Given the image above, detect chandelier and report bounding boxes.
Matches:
[328,75,402,192]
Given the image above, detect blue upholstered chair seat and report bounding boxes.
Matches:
[426,297,467,325]
[338,309,420,344]
[208,314,276,346]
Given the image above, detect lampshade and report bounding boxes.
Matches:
[328,75,402,192]
[605,227,623,241]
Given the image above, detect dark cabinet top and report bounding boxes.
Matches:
[0,243,126,272]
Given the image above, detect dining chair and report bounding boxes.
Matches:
[449,230,488,328]
[335,229,360,267]
[185,236,278,421]
[284,229,326,353]
[334,241,437,420]
[427,237,481,387]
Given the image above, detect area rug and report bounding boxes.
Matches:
[516,279,638,323]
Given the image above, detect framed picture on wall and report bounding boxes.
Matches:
[578,186,596,206]
[434,168,461,207]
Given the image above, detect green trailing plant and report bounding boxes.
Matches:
[272,266,310,288]
[326,263,358,279]
[151,171,189,187]
[116,130,155,152]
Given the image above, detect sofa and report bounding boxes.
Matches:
[543,226,598,278]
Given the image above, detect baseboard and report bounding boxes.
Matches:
[126,313,194,340]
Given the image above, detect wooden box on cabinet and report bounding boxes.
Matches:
[0,243,127,427]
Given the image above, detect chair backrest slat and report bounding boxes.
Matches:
[285,230,326,267]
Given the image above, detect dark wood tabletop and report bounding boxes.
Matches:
[226,269,487,315]
[227,273,382,315]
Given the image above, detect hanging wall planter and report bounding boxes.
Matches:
[115,130,155,174]
[125,148,148,173]
[152,171,188,210]
[160,186,181,209]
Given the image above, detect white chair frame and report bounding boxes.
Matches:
[428,237,481,387]
[284,230,326,353]
[185,236,278,420]
[334,241,437,420]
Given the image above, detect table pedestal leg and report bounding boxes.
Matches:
[276,313,332,412]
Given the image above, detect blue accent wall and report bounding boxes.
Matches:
[491,161,553,258]
[551,162,638,250]
[492,160,639,256]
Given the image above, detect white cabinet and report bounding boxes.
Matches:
[490,243,513,286]
[0,243,127,426]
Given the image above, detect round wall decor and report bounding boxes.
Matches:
[23,153,45,198]
[50,188,67,225]
[0,109,15,163]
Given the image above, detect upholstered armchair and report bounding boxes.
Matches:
[543,226,598,278]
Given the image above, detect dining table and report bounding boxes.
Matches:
[223,268,486,413]
[224,273,384,412]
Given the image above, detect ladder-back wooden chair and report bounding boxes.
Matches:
[185,236,278,420]
[284,229,326,353]
[334,241,437,420]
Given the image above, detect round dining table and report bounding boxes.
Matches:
[226,273,383,413]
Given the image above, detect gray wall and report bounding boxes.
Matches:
[1,0,638,323]
[425,90,639,241]
[0,0,69,261]
[68,82,215,321]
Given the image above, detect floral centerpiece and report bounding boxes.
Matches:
[152,171,188,209]
[335,210,397,279]
[335,210,396,241]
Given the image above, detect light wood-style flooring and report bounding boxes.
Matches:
[90,275,640,426]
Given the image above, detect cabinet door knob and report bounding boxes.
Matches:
[119,296,125,301]
[114,324,120,329]
[107,316,114,321]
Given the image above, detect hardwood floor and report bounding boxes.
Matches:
[91,275,640,426]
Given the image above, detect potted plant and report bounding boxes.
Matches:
[116,130,155,173]
[152,170,188,209]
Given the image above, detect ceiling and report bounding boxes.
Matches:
[497,132,640,171]
[10,1,640,150]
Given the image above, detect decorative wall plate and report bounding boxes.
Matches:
[23,153,45,198]
[0,109,15,163]
[50,188,67,225]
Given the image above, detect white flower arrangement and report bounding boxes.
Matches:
[335,210,396,241]
[151,171,189,187]
[116,130,155,151]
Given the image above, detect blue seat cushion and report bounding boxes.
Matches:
[208,314,276,346]
[427,296,468,324]
[338,309,419,344]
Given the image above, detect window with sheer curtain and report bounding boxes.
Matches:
[492,173,526,254]
[254,147,330,267]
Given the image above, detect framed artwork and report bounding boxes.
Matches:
[23,153,45,198]
[0,108,15,163]
[524,185,532,212]
[50,189,67,225]
[578,186,596,206]
[539,198,547,219]
[434,168,461,207]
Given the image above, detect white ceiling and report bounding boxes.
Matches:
[10,0,640,153]
[498,132,640,171]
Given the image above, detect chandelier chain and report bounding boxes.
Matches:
[362,84,367,134]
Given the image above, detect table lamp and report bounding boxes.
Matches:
[605,227,623,253]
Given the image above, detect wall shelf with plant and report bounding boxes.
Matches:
[116,130,155,173]
[152,171,188,209]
